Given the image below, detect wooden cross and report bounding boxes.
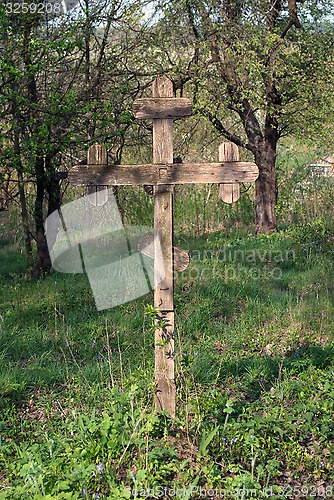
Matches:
[68,76,258,417]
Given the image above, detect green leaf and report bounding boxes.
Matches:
[198,426,219,457]
[304,412,314,422]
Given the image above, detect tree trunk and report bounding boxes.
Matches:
[46,155,62,216]
[254,139,277,235]
[32,157,51,278]
[45,154,62,251]
[17,169,33,272]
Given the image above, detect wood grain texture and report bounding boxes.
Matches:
[68,162,259,186]
[219,142,241,203]
[152,75,173,98]
[154,191,174,311]
[152,75,175,417]
[133,97,192,119]
[86,144,109,206]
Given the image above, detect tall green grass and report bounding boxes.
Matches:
[1,224,333,497]
[0,179,333,498]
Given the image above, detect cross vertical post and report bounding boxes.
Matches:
[152,76,175,417]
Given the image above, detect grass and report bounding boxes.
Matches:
[0,203,333,498]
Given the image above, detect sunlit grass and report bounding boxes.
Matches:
[0,222,333,496]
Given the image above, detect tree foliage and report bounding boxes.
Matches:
[150,0,334,233]
[0,0,333,272]
[0,0,149,274]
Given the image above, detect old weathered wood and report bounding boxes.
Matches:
[151,75,176,418]
[219,142,240,203]
[69,162,259,186]
[154,189,174,311]
[67,76,259,419]
[133,97,192,119]
[87,144,109,206]
[138,233,190,272]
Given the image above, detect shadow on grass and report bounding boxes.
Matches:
[186,344,334,401]
[0,247,26,276]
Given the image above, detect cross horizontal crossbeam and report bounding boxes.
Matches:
[68,162,259,186]
[133,97,192,119]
